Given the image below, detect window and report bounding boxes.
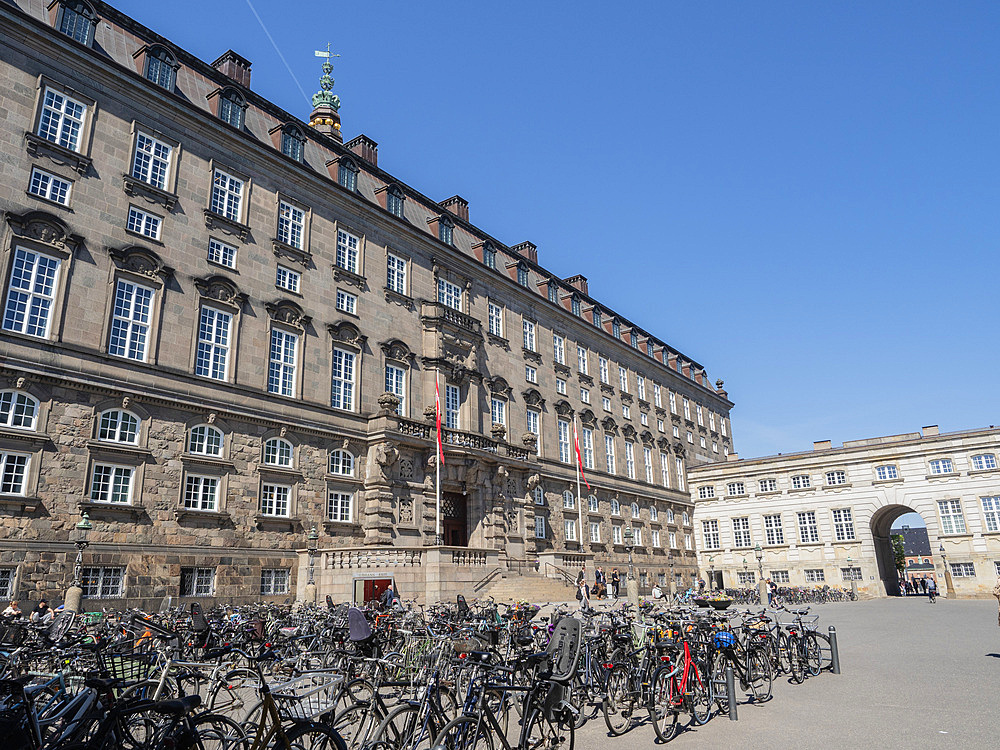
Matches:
[331,348,356,411]
[591,307,601,327]
[737,571,756,586]
[619,367,628,393]
[675,458,685,491]
[386,253,407,295]
[612,320,621,338]
[588,494,599,512]
[624,442,636,479]
[386,186,404,218]
[769,570,789,584]
[491,398,506,427]
[972,454,998,471]
[553,334,565,364]
[0,391,38,430]
[210,170,244,223]
[329,449,354,476]
[327,490,353,523]
[938,499,966,534]
[622,405,630,420]
[875,465,898,480]
[517,264,529,287]
[488,303,504,337]
[145,49,177,91]
[727,481,745,496]
[280,126,305,162]
[438,217,454,245]
[384,364,405,415]
[659,453,670,487]
[131,132,172,190]
[336,229,360,274]
[81,566,124,599]
[613,525,623,545]
[263,437,293,467]
[522,319,536,351]
[709,413,716,431]
[605,435,616,474]
[187,425,223,456]
[260,483,290,517]
[700,437,707,449]
[526,409,540,453]
[98,410,140,444]
[589,522,601,543]
[483,245,496,269]
[58,1,97,45]
[533,486,544,505]
[702,519,720,549]
[683,511,690,525]
[577,346,588,374]
[37,87,87,152]
[195,307,231,381]
[611,499,621,515]
[563,491,576,510]
[791,474,811,489]
[218,89,245,128]
[275,265,300,294]
[798,511,820,543]
[840,567,862,582]
[686,431,693,444]
[643,447,653,483]
[602,397,611,412]
[0,452,29,495]
[180,567,214,597]
[260,569,290,595]
[572,296,582,316]
[758,478,777,493]
[183,475,218,511]
[276,201,305,249]
[535,516,546,539]
[267,329,298,397]
[950,562,976,578]
[28,167,72,205]
[732,517,751,547]
[764,514,784,545]
[669,532,677,548]
[826,470,847,486]
[649,505,658,522]
[698,486,715,499]
[0,568,15,600]
[683,398,691,420]
[336,290,357,314]
[629,501,639,519]
[581,388,590,404]
[126,206,162,240]
[599,357,609,384]
[558,419,571,463]
[981,496,1000,533]
[721,417,728,436]
[208,238,236,268]
[696,404,703,425]
[684,533,693,550]
[930,458,954,475]
[830,508,855,541]
[636,377,645,401]
[804,569,825,583]
[444,385,460,430]
[581,428,595,470]
[90,464,134,504]
[108,279,153,362]
[633,528,642,546]
[338,159,358,191]
[3,247,60,338]
[547,281,559,304]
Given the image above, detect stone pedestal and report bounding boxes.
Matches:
[65,584,82,613]
[758,579,769,607]
[627,577,640,607]
[304,581,317,604]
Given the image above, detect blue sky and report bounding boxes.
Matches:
[113,0,999,459]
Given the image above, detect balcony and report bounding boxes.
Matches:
[396,418,530,461]
[420,301,481,335]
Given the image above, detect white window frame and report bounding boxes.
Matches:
[195,306,231,381]
[183,474,218,511]
[126,205,162,240]
[605,434,616,474]
[0,391,39,430]
[624,442,636,479]
[557,419,571,464]
[384,364,405,416]
[108,278,153,362]
[90,463,134,505]
[702,519,720,548]
[0,452,30,496]
[386,252,407,295]
[619,366,628,393]
[263,437,293,467]
[438,278,463,312]
[3,248,62,339]
[553,334,565,365]
[329,449,355,477]
[764,514,784,545]
[327,490,354,523]
[331,347,356,411]
[275,265,300,294]
[180,567,215,597]
[981,496,1000,533]
[577,346,588,374]
[522,319,536,351]
[37,86,87,152]
[599,357,609,384]
[260,568,291,595]
[336,289,357,315]
[131,131,173,191]
[534,515,546,539]
[930,458,954,475]
[732,517,751,548]
[267,328,298,397]
[28,166,72,205]
[526,408,540,454]
[207,238,236,269]
[444,384,460,430]
[81,566,125,599]
[759,478,777,493]
[488,302,504,338]
[210,169,244,223]
[875,465,898,480]
[797,511,820,543]
[589,521,601,543]
[826,470,847,486]
[938,499,966,535]
[260,483,291,517]
[336,229,360,274]
[972,454,997,471]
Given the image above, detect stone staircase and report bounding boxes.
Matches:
[482,568,576,604]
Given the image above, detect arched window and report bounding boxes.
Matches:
[572,296,582,317]
[631,502,640,518]
[280,125,305,162]
[533,486,544,505]
[328,449,354,476]
[97,410,140,444]
[588,494,599,512]
[386,186,404,218]
[144,46,176,90]
[612,319,621,339]
[338,158,358,191]
[438,215,454,245]
[187,424,223,456]
[611,498,621,515]
[0,391,39,430]
[263,437,293,467]
[218,88,245,129]
[58,1,97,46]
[563,490,575,509]
[517,263,530,288]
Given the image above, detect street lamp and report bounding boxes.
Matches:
[72,510,93,588]
[754,543,764,577]
[623,527,639,605]
[708,555,715,591]
[307,525,319,586]
[623,528,635,579]
[939,543,954,596]
[847,555,858,598]
[754,543,766,606]
[668,551,676,595]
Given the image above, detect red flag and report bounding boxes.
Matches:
[573,420,591,490]
[435,378,444,464]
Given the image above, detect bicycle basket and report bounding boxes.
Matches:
[272,674,343,722]
[98,651,159,682]
[0,679,35,750]
[713,631,736,649]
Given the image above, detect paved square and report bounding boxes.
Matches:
[572,598,1000,749]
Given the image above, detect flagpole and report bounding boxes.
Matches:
[574,417,583,547]
[435,372,442,546]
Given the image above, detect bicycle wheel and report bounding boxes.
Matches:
[602,665,634,735]
[208,668,263,725]
[191,712,250,750]
[275,721,347,750]
[332,701,384,750]
[709,655,730,713]
[372,703,433,750]
[524,705,574,750]
[746,651,773,703]
[776,633,793,675]
[647,665,680,743]
[787,635,805,684]
[687,662,712,726]
[434,715,494,750]
[810,631,834,672]
[804,633,823,677]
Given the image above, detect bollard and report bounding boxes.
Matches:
[726,663,738,721]
[828,625,841,675]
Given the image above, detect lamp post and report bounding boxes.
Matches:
[847,555,858,599]
[64,509,92,613]
[754,543,767,606]
[305,525,319,604]
[668,551,676,597]
[623,528,639,605]
[939,543,955,597]
[707,555,715,591]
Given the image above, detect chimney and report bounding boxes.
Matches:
[922,425,939,437]
[727,452,739,462]
[346,135,378,166]
[813,440,832,451]
[212,50,251,88]
[439,195,469,222]
[564,274,588,295]
[512,241,537,264]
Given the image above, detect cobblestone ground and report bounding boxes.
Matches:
[571,597,1000,750]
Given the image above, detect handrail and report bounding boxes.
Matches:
[395,418,529,460]
[544,563,576,587]
[473,567,503,592]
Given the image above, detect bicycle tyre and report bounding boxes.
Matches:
[746,650,773,703]
[371,703,434,750]
[601,665,633,735]
[787,635,805,684]
[709,654,730,713]
[688,661,712,726]
[524,705,574,750]
[332,701,385,750]
[274,720,347,750]
[647,665,680,742]
[191,711,250,750]
[434,715,495,750]
[810,631,834,672]
[804,633,823,677]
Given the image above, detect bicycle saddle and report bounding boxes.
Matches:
[151,694,202,716]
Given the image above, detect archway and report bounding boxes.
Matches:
[870,505,927,596]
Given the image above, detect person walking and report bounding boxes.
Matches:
[576,578,591,612]
[920,577,928,595]
[610,568,620,599]
[767,578,777,607]
[927,576,937,603]
[594,567,606,599]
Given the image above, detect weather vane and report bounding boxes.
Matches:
[312,43,341,111]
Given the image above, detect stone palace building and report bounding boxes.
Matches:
[0,0,734,607]
[690,425,1000,598]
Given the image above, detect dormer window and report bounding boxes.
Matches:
[338,158,358,191]
[438,215,454,245]
[612,319,621,339]
[386,186,404,218]
[57,1,97,46]
[217,88,245,129]
[646,341,654,357]
[630,330,638,348]
[144,46,177,90]
[548,281,559,304]
[592,307,601,327]
[517,263,529,288]
[571,296,581,317]
[280,126,305,162]
[483,245,496,269]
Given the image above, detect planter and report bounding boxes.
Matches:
[693,598,710,608]
[708,599,733,611]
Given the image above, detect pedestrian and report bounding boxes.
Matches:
[29,599,52,624]
[576,578,591,611]
[698,578,706,594]
[904,580,912,596]
[927,577,937,603]
[610,568,620,599]
[898,580,906,596]
[380,583,400,610]
[2,600,20,618]
[767,578,777,607]
[993,576,1000,626]
[594,567,606,599]
[921,577,928,595]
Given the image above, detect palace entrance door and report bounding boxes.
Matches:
[442,492,468,547]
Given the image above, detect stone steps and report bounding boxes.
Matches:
[482,571,576,603]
